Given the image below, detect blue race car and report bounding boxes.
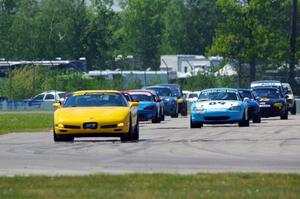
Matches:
[158,84,188,116]
[144,86,179,118]
[127,90,163,123]
[252,87,288,120]
[238,89,261,123]
[190,88,250,128]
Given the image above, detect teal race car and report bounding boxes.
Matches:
[190,88,250,128]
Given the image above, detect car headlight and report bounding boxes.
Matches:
[229,106,241,110]
[193,106,204,111]
[57,124,64,128]
[273,102,283,107]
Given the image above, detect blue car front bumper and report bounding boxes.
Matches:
[138,110,156,121]
[192,110,244,124]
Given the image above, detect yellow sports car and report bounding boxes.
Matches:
[52,90,139,142]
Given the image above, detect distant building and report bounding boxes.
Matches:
[88,70,177,86]
[160,55,223,78]
[0,59,87,73]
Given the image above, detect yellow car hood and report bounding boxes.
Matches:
[55,107,130,124]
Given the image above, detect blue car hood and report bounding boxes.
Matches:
[138,101,156,110]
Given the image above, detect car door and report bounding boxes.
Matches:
[44,94,55,102]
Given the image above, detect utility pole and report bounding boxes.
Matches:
[161,58,169,83]
[289,0,298,88]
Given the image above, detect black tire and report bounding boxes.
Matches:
[152,111,161,123]
[132,120,139,141]
[291,102,297,115]
[121,118,133,142]
[160,113,165,121]
[252,113,261,123]
[171,112,179,118]
[280,109,288,120]
[53,130,74,142]
[181,105,188,116]
[190,117,203,128]
[239,112,250,127]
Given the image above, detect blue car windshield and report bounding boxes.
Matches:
[252,89,281,99]
[63,93,128,107]
[131,94,153,102]
[199,90,239,101]
[147,87,172,97]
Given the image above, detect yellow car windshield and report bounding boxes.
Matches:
[63,93,128,107]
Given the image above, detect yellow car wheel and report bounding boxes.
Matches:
[53,129,74,142]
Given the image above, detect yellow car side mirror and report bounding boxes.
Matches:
[129,101,139,107]
[52,102,61,109]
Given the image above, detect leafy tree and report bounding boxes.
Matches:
[7,0,41,59]
[0,0,19,58]
[39,0,88,59]
[84,0,116,69]
[183,0,219,55]
[161,0,186,54]
[210,0,291,83]
[120,0,168,69]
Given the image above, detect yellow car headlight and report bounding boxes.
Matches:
[117,123,124,127]
[57,124,64,128]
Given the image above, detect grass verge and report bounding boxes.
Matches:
[0,173,299,198]
[0,113,53,135]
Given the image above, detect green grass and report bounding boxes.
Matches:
[0,173,299,199]
[0,113,53,135]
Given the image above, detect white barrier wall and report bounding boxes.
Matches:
[296,99,300,113]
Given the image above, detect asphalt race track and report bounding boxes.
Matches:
[0,115,300,176]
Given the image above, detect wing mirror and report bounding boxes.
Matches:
[156,98,162,102]
[254,96,260,101]
[243,97,250,102]
[52,102,61,109]
[129,101,139,107]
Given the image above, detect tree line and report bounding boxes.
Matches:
[0,0,299,85]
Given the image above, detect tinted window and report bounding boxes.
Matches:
[252,89,281,99]
[130,94,153,102]
[199,90,239,101]
[58,93,65,99]
[33,94,44,100]
[189,93,198,98]
[63,93,128,107]
[146,87,172,96]
[45,94,55,100]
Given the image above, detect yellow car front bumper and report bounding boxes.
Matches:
[54,123,130,135]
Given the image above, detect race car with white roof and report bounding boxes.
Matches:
[282,83,297,115]
[250,80,287,95]
[190,88,250,128]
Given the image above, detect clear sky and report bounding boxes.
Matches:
[86,0,121,11]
